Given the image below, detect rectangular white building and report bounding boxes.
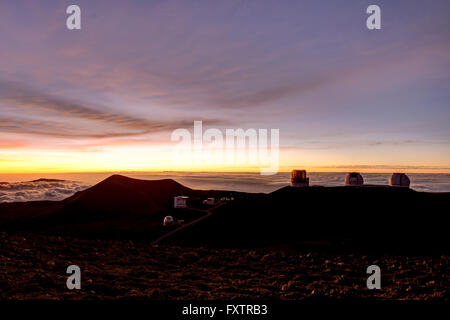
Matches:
[174,196,189,208]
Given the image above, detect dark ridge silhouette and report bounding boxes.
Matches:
[0,175,448,253]
[166,186,449,253]
[0,200,61,225]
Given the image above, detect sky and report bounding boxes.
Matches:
[0,0,449,174]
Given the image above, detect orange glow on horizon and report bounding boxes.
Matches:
[1,141,449,175]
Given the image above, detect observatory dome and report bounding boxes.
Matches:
[389,173,410,188]
[290,170,309,187]
[345,172,364,186]
[163,216,174,226]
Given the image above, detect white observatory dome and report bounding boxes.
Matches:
[345,172,364,186]
[389,173,410,188]
[163,216,174,226]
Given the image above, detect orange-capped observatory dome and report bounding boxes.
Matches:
[290,170,309,187]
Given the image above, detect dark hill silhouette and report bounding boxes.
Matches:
[165,186,449,253]
[62,174,192,215]
[0,175,247,237]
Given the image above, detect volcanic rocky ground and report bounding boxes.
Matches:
[0,233,448,300]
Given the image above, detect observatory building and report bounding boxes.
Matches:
[203,197,215,206]
[291,170,309,187]
[345,172,364,186]
[174,196,189,208]
[389,173,410,188]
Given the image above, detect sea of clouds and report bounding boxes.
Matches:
[130,172,450,193]
[0,179,90,203]
[0,172,448,203]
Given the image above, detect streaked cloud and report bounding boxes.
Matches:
[0,80,227,138]
[0,0,449,172]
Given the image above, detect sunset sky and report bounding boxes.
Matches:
[0,0,449,174]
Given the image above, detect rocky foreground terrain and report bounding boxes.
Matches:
[0,232,447,300]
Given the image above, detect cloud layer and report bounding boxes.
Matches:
[0,179,90,203]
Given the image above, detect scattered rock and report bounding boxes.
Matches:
[181,252,199,262]
[47,260,55,266]
[0,233,446,300]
